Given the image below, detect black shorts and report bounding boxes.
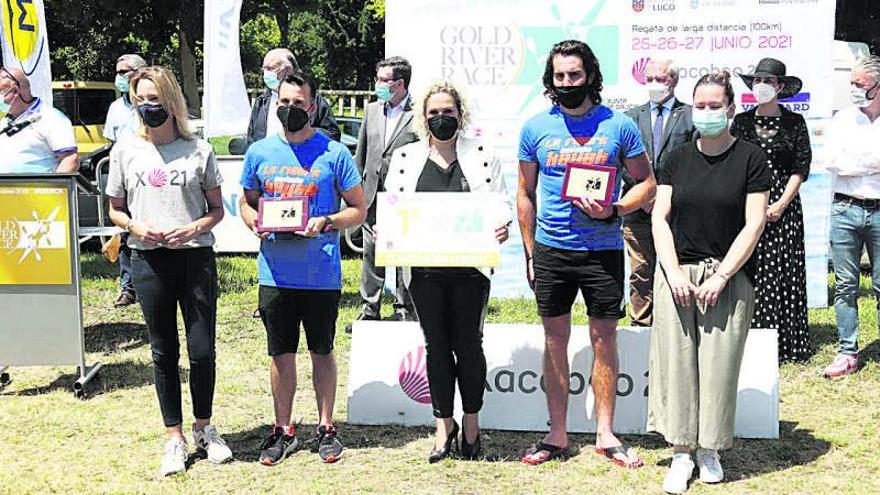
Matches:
[532,242,625,320]
[258,285,341,356]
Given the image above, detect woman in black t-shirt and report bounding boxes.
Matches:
[648,71,770,494]
[384,81,511,463]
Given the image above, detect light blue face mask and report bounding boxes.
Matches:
[692,108,730,137]
[263,70,280,91]
[0,92,11,118]
[114,74,130,94]
[374,83,392,101]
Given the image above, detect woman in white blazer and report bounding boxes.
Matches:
[384,80,511,463]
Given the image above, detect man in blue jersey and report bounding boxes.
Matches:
[240,71,366,465]
[517,40,656,468]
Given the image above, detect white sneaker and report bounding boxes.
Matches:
[193,424,233,464]
[662,453,695,494]
[696,448,724,483]
[159,436,188,477]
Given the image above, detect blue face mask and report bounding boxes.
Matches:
[0,99,10,119]
[263,70,280,91]
[114,74,130,94]
[374,83,392,101]
[692,108,730,137]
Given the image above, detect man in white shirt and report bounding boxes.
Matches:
[104,54,146,143]
[823,55,880,378]
[622,59,696,327]
[104,54,147,309]
[348,56,420,331]
[0,67,78,174]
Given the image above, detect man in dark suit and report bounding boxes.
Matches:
[623,58,696,327]
[348,56,420,332]
[245,48,340,148]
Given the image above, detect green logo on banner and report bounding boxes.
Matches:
[516,0,618,113]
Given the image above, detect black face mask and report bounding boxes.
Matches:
[277,105,310,133]
[554,84,589,109]
[427,114,459,141]
[138,103,169,128]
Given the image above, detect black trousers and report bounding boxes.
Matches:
[131,247,218,427]
[408,268,490,418]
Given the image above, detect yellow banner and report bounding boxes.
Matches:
[0,183,72,285]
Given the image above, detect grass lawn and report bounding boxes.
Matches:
[1,254,879,494]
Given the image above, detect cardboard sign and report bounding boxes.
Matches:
[376,192,506,267]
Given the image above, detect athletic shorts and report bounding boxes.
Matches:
[258,285,340,356]
[532,242,625,320]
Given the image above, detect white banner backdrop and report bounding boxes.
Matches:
[386,0,836,302]
[203,0,251,137]
[0,0,52,105]
[347,322,780,438]
[214,156,259,253]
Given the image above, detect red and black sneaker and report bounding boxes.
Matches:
[314,425,343,463]
[259,425,299,466]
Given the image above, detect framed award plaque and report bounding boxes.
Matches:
[257,196,309,232]
[561,163,617,206]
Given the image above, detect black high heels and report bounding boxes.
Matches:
[460,427,481,460]
[428,421,459,463]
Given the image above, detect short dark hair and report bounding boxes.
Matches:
[376,56,412,89]
[543,40,603,106]
[280,70,317,102]
[693,70,735,106]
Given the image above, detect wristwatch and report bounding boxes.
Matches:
[605,204,620,222]
[323,215,335,231]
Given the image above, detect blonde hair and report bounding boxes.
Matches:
[413,80,472,140]
[129,66,194,140]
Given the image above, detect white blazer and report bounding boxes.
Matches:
[384,133,513,285]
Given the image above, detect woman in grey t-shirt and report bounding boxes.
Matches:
[105,66,231,476]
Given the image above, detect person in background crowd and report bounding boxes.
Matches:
[649,71,769,494]
[348,56,420,333]
[823,54,880,377]
[517,40,655,468]
[732,57,812,363]
[104,53,148,309]
[0,67,79,173]
[239,71,367,465]
[246,47,340,148]
[623,58,696,327]
[385,80,511,462]
[105,65,232,477]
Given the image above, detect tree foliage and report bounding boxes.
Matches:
[38,0,383,103]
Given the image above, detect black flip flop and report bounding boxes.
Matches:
[595,444,644,469]
[521,441,569,465]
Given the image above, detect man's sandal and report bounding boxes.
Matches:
[595,444,644,469]
[521,441,569,465]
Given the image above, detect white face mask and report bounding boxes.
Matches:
[850,85,874,108]
[647,81,670,104]
[753,83,778,105]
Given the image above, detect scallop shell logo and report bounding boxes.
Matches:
[148,168,168,188]
[632,57,651,85]
[399,346,431,404]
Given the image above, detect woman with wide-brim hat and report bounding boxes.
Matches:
[731,57,812,362]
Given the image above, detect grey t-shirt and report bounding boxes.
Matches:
[105,136,222,250]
